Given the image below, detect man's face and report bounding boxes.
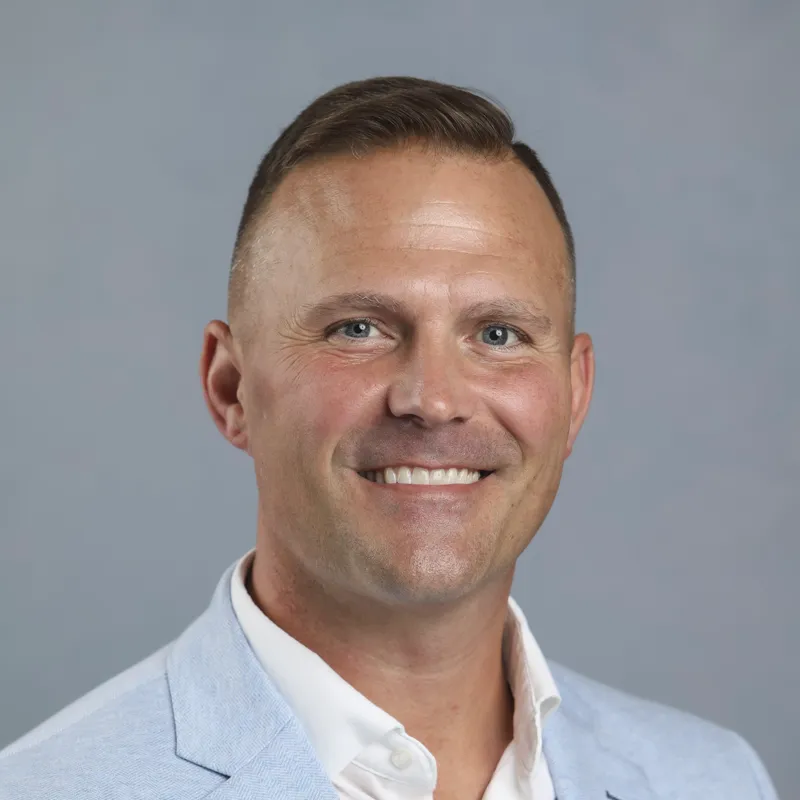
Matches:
[227,147,592,605]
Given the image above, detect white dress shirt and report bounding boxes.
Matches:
[230,549,560,799]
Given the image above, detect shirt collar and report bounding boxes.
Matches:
[505,595,561,773]
[230,548,560,779]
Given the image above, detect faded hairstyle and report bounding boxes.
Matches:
[228,76,576,333]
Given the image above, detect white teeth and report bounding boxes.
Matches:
[411,467,429,485]
[362,467,484,485]
[430,469,446,485]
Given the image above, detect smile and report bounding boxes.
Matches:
[357,466,493,485]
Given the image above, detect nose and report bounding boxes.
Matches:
[386,334,477,427]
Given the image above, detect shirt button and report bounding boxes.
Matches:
[390,748,413,770]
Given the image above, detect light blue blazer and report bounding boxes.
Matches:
[0,562,778,799]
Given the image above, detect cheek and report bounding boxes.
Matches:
[490,364,570,447]
[257,357,382,466]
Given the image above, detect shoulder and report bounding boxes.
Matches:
[0,644,222,800]
[550,659,731,742]
[549,661,778,799]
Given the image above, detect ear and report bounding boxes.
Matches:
[565,332,595,459]
[199,320,250,453]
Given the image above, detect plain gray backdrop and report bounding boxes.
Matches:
[1,1,798,796]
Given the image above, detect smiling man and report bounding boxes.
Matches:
[0,77,779,800]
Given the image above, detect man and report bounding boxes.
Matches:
[0,77,778,799]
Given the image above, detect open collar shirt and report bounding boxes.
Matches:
[230,549,560,799]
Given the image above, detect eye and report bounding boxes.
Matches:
[480,324,525,347]
[330,319,382,340]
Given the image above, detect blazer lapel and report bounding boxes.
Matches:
[543,675,657,800]
[166,562,338,800]
[199,716,339,800]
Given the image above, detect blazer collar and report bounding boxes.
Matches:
[166,561,339,799]
[543,665,657,800]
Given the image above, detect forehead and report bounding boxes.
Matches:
[271,148,564,256]
[253,147,570,323]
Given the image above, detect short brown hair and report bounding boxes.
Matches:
[228,76,575,330]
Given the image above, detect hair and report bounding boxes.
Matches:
[228,76,575,335]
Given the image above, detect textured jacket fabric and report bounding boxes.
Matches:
[0,561,778,800]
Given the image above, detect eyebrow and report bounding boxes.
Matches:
[298,291,554,336]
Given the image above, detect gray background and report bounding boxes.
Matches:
[1,1,797,796]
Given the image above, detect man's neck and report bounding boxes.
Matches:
[247,543,516,791]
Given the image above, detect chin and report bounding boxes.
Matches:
[365,550,486,606]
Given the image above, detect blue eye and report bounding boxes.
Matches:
[481,325,521,347]
[338,320,378,338]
